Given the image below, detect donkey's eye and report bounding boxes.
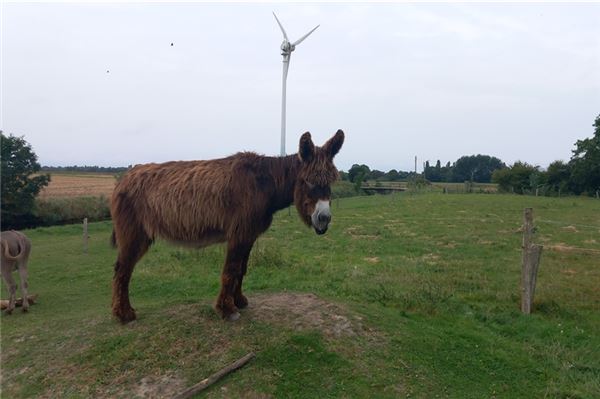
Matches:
[305,180,315,189]
[309,185,331,198]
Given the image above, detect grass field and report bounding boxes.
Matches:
[39,173,117,198]
[1,193,599,398]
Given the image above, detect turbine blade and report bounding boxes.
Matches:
[292,24,320,46]
[272,12,289,41]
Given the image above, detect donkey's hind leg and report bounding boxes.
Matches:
[112,229,151,323]
[18,258,30,312]
[2,266,17,315]
[216,240,253,321]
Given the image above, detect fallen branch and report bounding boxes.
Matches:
[1,294,39,310]
[173,352,255,399]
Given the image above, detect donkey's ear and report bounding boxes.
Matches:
[323,129,345,159]
[298,132,315,162]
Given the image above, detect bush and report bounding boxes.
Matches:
[492,162,540,194]
[34,196,111,226]
[332,180,364,199]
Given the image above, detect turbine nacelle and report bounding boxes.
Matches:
[273,12,319,58]
[280,40,294,56]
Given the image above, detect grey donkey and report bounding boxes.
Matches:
[1,230,32,314]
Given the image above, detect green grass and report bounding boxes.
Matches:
[1,193,599,398]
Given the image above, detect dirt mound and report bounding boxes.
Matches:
[248,292,364,338]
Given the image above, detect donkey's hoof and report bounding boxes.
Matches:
[5,309,14,315]
[22,307,29,313]
[234,295,248,309]
[114,307,137,324]
[226,312,241,322]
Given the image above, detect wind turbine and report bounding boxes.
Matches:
[273,12,319,156]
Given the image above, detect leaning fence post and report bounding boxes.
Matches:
[521,208,543,314]
[83,218,89,254]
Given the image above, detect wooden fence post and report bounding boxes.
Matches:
[521,208,543,314]
[83,218,89,254]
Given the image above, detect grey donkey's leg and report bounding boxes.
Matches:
[18,261,29,312]
[2,266,17,314]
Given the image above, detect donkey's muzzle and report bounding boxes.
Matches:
[315,226,328,235]
[311,200,331,235]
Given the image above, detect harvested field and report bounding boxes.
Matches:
[39,173,116,198]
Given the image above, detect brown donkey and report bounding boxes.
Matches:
[111,130,344,323]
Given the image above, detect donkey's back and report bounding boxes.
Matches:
[111,152,274,248]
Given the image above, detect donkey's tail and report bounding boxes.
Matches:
[1,239,25,261]
[110,229,117,248]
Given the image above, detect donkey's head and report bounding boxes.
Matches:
[294,130,345,235]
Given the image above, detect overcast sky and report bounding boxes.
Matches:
[2,2,599,172]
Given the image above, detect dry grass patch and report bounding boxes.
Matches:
[561,225,579,232]
[40,174,116,198]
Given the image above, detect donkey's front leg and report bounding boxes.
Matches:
[216,241,253,321]
[233,240,254,309]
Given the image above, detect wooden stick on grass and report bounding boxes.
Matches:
[0,294,39,310]
[173,352,256,399]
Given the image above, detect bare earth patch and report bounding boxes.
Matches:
[560,269,578,275]
[248,292,366,339]
[134,374,187,399]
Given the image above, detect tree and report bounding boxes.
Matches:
[370,169,386,180]
[453,155,505,183]
[385,169,401,181]
[492,161,539,194]
[545,160,571,194]
[423,159,444,182]
[347,164,371,183]
[569,114,600,195]
[1,132,50,229]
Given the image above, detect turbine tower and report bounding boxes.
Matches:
[273,12,319,156]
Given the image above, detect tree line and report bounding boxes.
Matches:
[343,114,600,196]
[41,165,130,173]
[343,154,505,185]
[492,115,600,196]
